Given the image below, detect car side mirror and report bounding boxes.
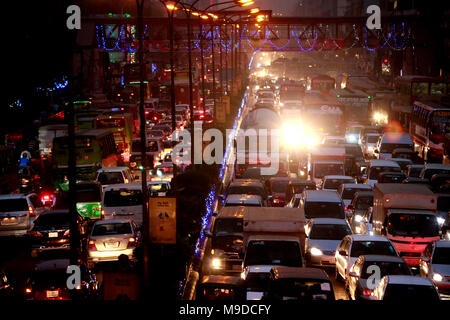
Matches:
[338,250,347,256]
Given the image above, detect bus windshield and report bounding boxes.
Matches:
[387,213,440,238]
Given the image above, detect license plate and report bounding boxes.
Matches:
[48,232,58,238]
[105,241,119,249]
[46,290,59,298]
[1,218,17,225]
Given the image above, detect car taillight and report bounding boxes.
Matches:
[29,230,43,237]
[362,289,371,296]
[88,240,97,250]
[127,237,136,248]
[22,178,30,184]
[28,206,34,216]
[25,288,32,294]
[63,230,70,237]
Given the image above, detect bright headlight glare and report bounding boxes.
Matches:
[310,247,323,256]
[354,215,363,222]
[211,258,222,270]
[437,217,445,226]
[433,273,443,282]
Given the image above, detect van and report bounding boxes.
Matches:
[95,167,133,188]
[222,179,270,206]
[364,159,402,187]
[374,132,413,160]
[299,190,345,220]
[102,183,143,226]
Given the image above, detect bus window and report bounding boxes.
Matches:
[431,111,450,135]
[430,83,446,95]
[412,82,429,96]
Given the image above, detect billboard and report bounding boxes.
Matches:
[149,197,176,244]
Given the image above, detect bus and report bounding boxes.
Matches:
[95,114,133,162]
[409,100,450,162]
[332,88,371,124]
[302,104,344,136]
[51,129,121,192]
[394,75,449,106]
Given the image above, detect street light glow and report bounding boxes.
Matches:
[241,1,254,6]
[250,8,260,14]
[166,3,178,10]
[201,14,209,19]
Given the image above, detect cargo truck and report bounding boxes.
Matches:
[372,183,440,266]
[308,147,346,187]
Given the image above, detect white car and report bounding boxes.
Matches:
[336,183,373,217]
[335,234,399,282]
[364,159,402,187]
[224,194,263,207]
[102,183,143,226]
[0,193,47,236]
[361,133,380,158]
[322,136,347,146]
[95,167,133,189]
[420,240,450,299]
[304,218,352,267]
[147,181,171,197]
[322,175,356,191]
[87,218,141,265]
[371,275,440,300]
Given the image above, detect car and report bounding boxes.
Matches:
[360,133,380,158]
[195,275,246,300]
[87,218,141,266]
[285,180,316,204]
[390,158,413,173]
[0,193,47,237]
[336,183,372,213]
[18,166,41,193]
[419,163,450,181]
[95,167,133,188]
[299,190,346,221]
[150,163,174,182]
[266,177,292,207]
[25,259,98,300]
[263,267,335,300]
[364,159,402,187]
[75,182,103,220]
[28,210,86,256]
[151,124,172,137]
[304,218,352,267]
[370,275,440,300]
[347,255,412,300]
[374,132,413,160]
[335,234,399,281]
[321,175,356,191]
[348,191,374,233]
[378,171,407,183]
[147,181,171,197]
[420,240,450,298]
[322,136,346,145]
[224,194,263,207]
[223,179,270,206]
[146,129,165,139]
[406,164,424,178]
[102,183,143,226]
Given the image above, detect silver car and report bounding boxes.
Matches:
[304,218,352,267]
[420,240,450,299]
[87,219,141,266]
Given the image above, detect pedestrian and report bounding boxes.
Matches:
[19,153,30,168]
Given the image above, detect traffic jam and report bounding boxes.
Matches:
[1,1,450,307]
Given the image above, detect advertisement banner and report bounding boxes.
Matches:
[149,197,176,244]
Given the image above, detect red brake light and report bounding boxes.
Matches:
[88,240,97,250]
[362,289,372,296]
[101,209,105,218]
[28,206,34,216]
[127,237,136,248]
[64,230,70,237]
[25,288,32,294]
[29,230,43,237]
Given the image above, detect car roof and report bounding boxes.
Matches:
[354,191,374,197]
[304,190,342,202]
[423,163,450,170]
[347,234,391,242]
[380,132,412,143]
[386,275,433,286]
[217,206,246,219]
[93,218,134,225]
[147,180,170,185]
[435,240,450,248]
[97,167,129,172]
[103,183,142,191]
[0,194,30,199]
[309,218,349,225]
[271,267,330,281]
[35,259,70,272]
[230,179,264,187]
[247,234,300,242]
[340,184,372,189]
[369,160,401,167]
[407,164,424,169]
[289,179,316,185]
[390,158,413,163]
[324,175,355,180]
[360,255,406,263]
[226,194,262,203]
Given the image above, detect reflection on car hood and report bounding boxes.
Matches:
[308,239,340,252]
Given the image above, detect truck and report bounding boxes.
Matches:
[38,124,68,159]
[308,147,346,187]
[241,207,306,300]
[372,183,440,266]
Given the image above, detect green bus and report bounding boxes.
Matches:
[76,182,103,220]
[52,129,122,192]
[75,109,104,130]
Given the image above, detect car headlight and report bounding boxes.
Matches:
[354,215,363,222]
[211,258,222,270]
[437,217,445,226]
[310,247,323,256]
[432,273,443,282]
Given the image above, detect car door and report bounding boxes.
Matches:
[420,243,433,277]
[336,238,349,278]
[348,257,362,299]
[342,239,352,277]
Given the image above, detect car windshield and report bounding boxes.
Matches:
[309,224,351,240]
[271,181,290,193]
[356,196,373,210]
[342,188,370,200]
[379,143,413,154]
[369,166,401,180]
[314,164,344,178]
[305,202,345,219]
[104,189,142,207]
[213,218,243,235]
[149,183,169,193]
[387,214,440,238]
[383,284,439,300]
[432,247,450,264]
[92,223,132,236]
[350,241,397,257]
[97,172,124,185]
[34,213,70,228]
[360,261,411,279]
[267,279,333,300]
[324,179,355,190]
[367,136,379,143]
[31,270,68,288]
[76,188,101,202]
[0,199,28,212]
[422,168,450,180]
[292,184,316,194]
[245,240,302,267]
[228,186,266,198]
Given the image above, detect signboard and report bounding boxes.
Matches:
[149,197,176,244]
[215,100,226,124]
[103,272,140,300]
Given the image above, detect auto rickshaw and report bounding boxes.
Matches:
[196,275,246,300]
